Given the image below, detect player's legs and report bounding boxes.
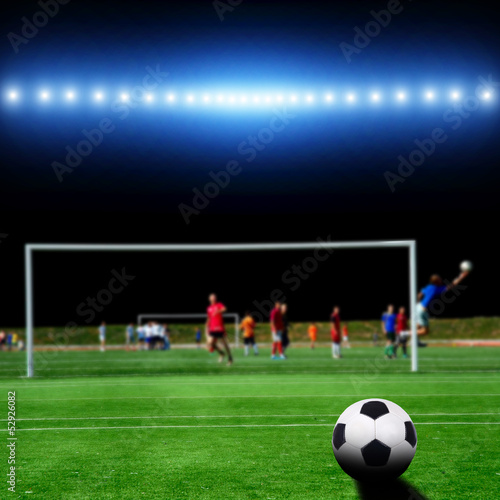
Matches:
[220,335,233,365]
[209,334,224,360]
[244,337,250,356]
[251,336,259,355]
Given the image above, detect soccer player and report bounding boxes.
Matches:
[137,324,146,350]
[382,305,397,359]
[0,330,5,351]
[308,322,318,349]
[144,321,153,350]
[342,323,351,349]
[270,301,286,360]
[416,271,470,346]
[331,306,341,358]
[98,321,106,352]
[126,323,135,351]
[195,327,202,348]
[240,311,258,356]
[281,303,290,356]
[206,293,233,365]
[394,306,409,358]
[162,324,171,350]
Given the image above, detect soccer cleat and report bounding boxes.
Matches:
[279,354,286,360]
[271,355,278,360]
[227,359,233,366]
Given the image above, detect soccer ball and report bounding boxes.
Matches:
[460,260,473,272]
[332,399,417,482]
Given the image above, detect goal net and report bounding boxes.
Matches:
[24,241,418,377]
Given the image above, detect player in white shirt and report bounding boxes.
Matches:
[144,322,153,350]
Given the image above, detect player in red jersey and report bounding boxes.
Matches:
[331,306,341,359]
[270,301,286,360]
[206,293,233,366]
[394,306,409,359]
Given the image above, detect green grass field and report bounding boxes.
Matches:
[1,347,499,499]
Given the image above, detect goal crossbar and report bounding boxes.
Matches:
[24,240,418,377]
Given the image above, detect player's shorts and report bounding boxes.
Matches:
[99,334,106,342]
[243,336,255,345]
[416,303,429,327]
[331,329,340,343]
[397,331,410,343]
[209,331,225,339]
[386,331,396,342]
[272,330,282,342]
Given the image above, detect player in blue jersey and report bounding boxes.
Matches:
[416,270,470,346]
[381,305,397,359]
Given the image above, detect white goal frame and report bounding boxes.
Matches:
[137,313,240,347]
[25,241,418,377]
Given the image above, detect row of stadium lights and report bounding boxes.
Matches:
[5,89,494,105]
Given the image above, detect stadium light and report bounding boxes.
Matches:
[306,94,314,103]
[371,92,381,102]
[40,90,50,101]
[94,91,104,102]
[396,91,406,102]
[120,93,130,103]
[325,93,334,103]
[167,93,176,103]
[145,93,154,103]
[290,94,297,103]
[481,90,492,100]
[425,91,435,101]
[346,93,356,103]
[451,90,460,101]
[7,90,18,101]
[186,94,195,104]
[203,94,211,104]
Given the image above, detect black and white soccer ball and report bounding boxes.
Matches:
[332,399,417,482]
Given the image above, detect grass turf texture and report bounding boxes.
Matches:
[1,347,499,499]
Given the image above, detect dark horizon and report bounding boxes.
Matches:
[1,0,499,326]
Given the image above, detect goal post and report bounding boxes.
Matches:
[24,240,418,377]
[136,313,240,347]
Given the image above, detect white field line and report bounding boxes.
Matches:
[2,370,499,381]
[3,377,500,389]
[19,393,500,402]
[7,412,499,422]
[2,356,499,367]
[1,422,499,432]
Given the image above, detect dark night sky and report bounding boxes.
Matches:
[0,0,498,326]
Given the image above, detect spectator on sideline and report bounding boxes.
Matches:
[98,322,106,352]
[126,323,135,351]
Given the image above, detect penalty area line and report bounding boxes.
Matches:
[2,422,500,432]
